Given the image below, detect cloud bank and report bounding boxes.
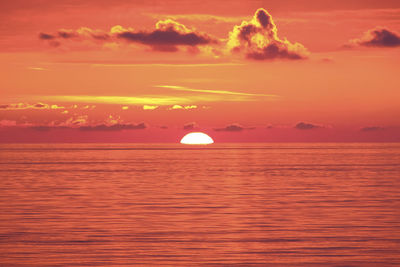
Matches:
[38,8,308,61]
[39,19,217,52]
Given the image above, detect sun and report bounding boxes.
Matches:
[180,132,214,145]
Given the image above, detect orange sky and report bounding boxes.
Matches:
[1,0,400,142]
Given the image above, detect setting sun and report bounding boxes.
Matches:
[180,132,214,145]
[1,1,399,266]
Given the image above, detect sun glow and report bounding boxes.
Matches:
[180,132,214,145]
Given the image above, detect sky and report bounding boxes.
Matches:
[0,0,399,143]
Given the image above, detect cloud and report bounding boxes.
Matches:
[227,8,308,60]
[39,33,55,40]
[28,67,46,71]
[361,126,385,132]
[59,115,88,127]
[146,13,246,24]
[143,105,158,110]
[93,62,244,67]
[17,116,147,131]
[117,19,215,48]
[39,19,217,53]
[294,122,322,130]
[214,123,253,132]
[170,104,184,110]
[33,103,49,109]
[168,104,198,110]
[349,27,400,48]
[184,105,197,109]
[0,102,53,110]
[57,30,78,39]
[79,122,147,131]
[41,93,265,107]
[156,85,276,97]
[183,122,199,130]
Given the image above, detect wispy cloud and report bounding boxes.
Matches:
[0,102,54,110]
[40,89,274,106]
[28,67,47,71]
[92,62,244,67]
[146,13,247,23]
[43,95,195,106]
[155,85,277,97]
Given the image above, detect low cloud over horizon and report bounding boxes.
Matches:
[213,123,255,132]
[183,122,199,130]
[294,122,323,130]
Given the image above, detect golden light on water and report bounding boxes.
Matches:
[180,132,214,145]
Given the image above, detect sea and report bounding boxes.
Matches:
[0,143,399,266]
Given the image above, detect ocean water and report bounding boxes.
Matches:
[0,143,400,266]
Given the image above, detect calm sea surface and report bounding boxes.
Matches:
[0,143,400,266]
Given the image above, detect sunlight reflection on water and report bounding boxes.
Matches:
[0,143,400,266]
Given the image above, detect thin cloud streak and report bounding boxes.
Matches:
[155,85,278,97]
[146,13,247,23]
[43,95,196,106]
[41,92,266,106]
[91,63,244,67]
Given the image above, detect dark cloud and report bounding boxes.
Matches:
[349,27,400,48]
[79,122,147,131]
[39,33,55,40]
[227,8,308,60]
[150,45,179,52]
[0,104,9,109]
[33,103,48,109]
[214,123,246,132]
[247,43,304,60]
[256,8,271,28]
[57,30,78,39]
[361,126,385,132]
[117,30,212,47]
[183,122,199,130]
[294,122,322,130]
[39,19,216,52]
